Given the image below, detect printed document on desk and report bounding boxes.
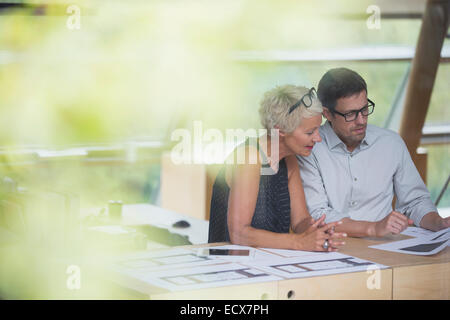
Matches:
[401,226,450,247]
[240,251,387,279]
[370,227,450,255]
[125,262,282,292]
[111,248,221,276]
[401,226,434,238]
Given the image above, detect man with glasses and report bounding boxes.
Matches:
[298,68,449,237]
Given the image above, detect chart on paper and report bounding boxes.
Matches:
[135,263,282,291]
[242,252,387,279]
[370,227,450,255]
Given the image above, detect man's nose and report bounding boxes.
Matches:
[355,111,367,124]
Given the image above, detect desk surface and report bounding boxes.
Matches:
[111,234,449,300]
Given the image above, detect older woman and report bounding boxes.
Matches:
[208,85,347,251]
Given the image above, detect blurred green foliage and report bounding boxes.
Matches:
[0,0,448,206]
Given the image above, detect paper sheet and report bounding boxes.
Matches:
[134,263,282,292]
[370,227,450,255]
[240,251,386,279]
[401,226,434,237]
[401,226,450,247]
[111,248,221,276]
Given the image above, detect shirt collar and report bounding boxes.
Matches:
[322,121,374,152]
[322,121,344,150]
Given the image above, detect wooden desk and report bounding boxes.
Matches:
[339,234,450,300]
[149,282,278,300]
[114,235,450,300]
[277,269,393,300]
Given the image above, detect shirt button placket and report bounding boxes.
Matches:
[349,153,357,208]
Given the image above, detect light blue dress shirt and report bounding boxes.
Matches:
[297,121,437,226]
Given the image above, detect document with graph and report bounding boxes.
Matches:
[370,227,450,255]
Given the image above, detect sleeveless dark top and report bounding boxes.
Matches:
[208,139,291,243]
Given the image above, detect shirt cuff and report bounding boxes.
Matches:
[409,205,438,227]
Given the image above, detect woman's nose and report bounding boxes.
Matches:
[314,131,322,143]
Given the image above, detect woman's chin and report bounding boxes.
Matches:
[298,148,312,157]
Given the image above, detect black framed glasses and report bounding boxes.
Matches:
[288,87,317,114]
[332,99,375,122]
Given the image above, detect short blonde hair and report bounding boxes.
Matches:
[259,85,323,133]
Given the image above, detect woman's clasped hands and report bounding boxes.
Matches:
[296,214,347,252]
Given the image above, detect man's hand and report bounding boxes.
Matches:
[373,211,414,237]
[439,216,450,229]
[420,212,450,231]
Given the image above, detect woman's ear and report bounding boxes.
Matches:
[274,125,286,137]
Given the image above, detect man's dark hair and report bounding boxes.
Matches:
[317,68,367,111]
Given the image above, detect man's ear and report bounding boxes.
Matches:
[322,107,333,122]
